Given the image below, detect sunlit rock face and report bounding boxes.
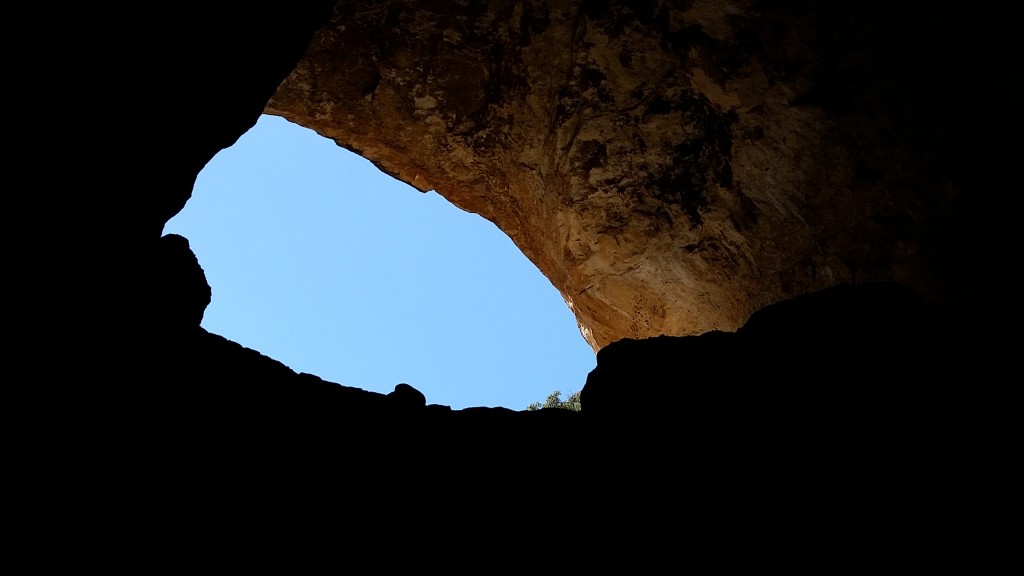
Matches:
[267,0,1014,350]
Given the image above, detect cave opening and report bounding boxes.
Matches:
[164,114,596,410]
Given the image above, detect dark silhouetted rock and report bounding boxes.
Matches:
[149,234,211,329]
[26,0,1015,565]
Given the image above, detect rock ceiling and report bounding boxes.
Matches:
[265,0,1014,349]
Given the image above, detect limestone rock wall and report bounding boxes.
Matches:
[267,0,1016,349]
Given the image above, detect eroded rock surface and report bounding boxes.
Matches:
[268,0,1015,349]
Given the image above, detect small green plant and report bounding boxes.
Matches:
[527,389,581,412]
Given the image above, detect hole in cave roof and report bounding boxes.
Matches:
[164,114,595,410]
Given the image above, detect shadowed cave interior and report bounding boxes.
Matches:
[37,0,1019,555]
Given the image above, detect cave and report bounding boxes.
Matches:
[33,0,1018,560]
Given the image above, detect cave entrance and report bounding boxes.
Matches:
[164,114,595,410]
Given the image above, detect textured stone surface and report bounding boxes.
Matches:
[267,0,1016,350]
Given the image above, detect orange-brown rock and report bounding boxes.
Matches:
[267,0,1014,350]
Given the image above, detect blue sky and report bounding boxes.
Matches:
[164,114,596,410]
